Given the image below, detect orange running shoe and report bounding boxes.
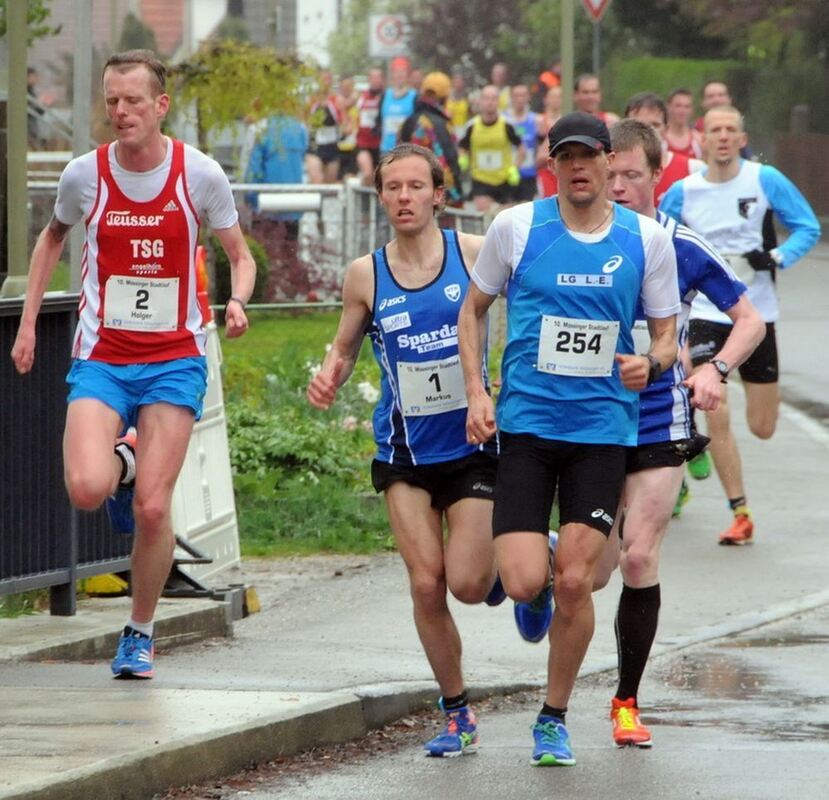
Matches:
[610,697,652,748]
[719,506,753,546]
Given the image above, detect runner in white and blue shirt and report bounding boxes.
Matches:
[459,113,682,767]
[594,119,766,749]
[659,105,820,546]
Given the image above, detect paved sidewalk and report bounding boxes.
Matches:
[1,383,828,800]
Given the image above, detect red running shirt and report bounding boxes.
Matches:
[74,139,204,364]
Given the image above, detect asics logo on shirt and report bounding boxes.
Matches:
[379,294,406,311]
[106,210,164,227]
[602,255,624,274]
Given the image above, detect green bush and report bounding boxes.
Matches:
[221,312,389,555]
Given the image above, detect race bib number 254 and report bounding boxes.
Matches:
[537,315,619,377]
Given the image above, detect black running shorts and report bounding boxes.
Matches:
[493,433,626,538]
[371,451,497,511]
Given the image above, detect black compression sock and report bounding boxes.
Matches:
[614,583,661,702]
[442,691,468,711]
[541,704,566,723]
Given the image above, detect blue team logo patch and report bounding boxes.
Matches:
[444,283,461,302]
[738,197,757,219]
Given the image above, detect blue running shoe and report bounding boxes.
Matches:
[106,485,135,535]
[514,583,553,643]
[485,573,507,606]
[424,700,479,757]
[111,626,154,679]
[531,715,576,766]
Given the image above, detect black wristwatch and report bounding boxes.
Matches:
[709,358,729,383]
[645,354,662,386]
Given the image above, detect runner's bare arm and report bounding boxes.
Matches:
[213,223,256,339]
[683,294,765,410]
[307,255,373,410]
[616,314,677,392]
[458,283,498,442]
[11,216,72,374]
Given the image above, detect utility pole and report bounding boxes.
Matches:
[1,1,29,297]
[561,0,574,115]
[69,0,93,292]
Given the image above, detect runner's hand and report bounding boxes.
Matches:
[11,326,36,374]
[682,364,722,411]
[466,390,497,444]
[307,358,344,410]
[615,353,650,392]
[224,300,249,339]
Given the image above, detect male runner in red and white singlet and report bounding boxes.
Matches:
[11,49,255,679]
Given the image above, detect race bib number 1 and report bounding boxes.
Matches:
[104,275,179,332]
[397,355,467,417]
[537,315,619,377]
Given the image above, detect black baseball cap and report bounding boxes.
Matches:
[548,111,612,156]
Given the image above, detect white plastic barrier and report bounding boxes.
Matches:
[170,321,241,583]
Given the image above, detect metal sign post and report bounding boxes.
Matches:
[581,0,612,75]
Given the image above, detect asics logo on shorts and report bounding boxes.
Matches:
[602,255,624,274]
[472,481,493,494]
[591,508,614,525]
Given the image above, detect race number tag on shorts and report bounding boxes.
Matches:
[631,319,651,355]
[104,275,179,332]
[476,149,504,170]
[537,315,619,377]
[724,254,755,286]
[397,355,467,417]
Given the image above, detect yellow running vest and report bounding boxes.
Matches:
[470,116,513,186]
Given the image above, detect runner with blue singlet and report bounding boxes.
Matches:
[459,112,681,767]
[307,143,500,759]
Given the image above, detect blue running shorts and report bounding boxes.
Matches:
[66,357,208,429]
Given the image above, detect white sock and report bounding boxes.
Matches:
[127,618,153,638]
[114,441,136,487]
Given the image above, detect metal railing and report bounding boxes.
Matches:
[1,295,131,615]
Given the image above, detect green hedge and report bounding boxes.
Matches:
[603,56,746,118]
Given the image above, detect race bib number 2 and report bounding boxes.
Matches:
[397,355,467,417]
[104,275,179,332]
[537,315,619,377]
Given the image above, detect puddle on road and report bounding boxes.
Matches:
[717,633,829,649]
[648,625,829,743]
[660,652,766,700]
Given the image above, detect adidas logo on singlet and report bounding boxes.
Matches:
[163,200,179,212]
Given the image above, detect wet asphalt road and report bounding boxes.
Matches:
[210,604,829,800]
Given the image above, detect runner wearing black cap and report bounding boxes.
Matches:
[458,111,680,766]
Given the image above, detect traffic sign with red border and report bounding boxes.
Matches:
[581,0,611,23]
